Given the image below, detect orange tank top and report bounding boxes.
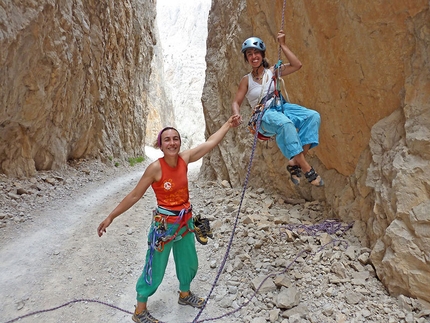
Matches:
[151,156,191,212]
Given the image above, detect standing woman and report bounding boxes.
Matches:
[97,114,239,323]
[231,30,324,187]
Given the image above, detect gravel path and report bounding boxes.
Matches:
[1,148,429,323]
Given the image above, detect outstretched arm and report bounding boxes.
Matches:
[97,162,159,237]
[275,29,302,76]
[180,114,240,164]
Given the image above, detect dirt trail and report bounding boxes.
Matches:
[3,149,429,323]
[0,148,225,323]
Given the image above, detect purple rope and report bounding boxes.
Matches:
[3,221,353,323]
[192,57,278,323]
[282,219,354,237]
[194,238,351,322]
[4,299,134,323]
[192,108,264,323]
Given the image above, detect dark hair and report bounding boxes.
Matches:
[154,127,181,149]
[243,50,270,68]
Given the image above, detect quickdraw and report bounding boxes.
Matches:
[151,212,192,252]
[247,103,270,140]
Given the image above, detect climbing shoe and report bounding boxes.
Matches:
[193,214,213,245]
[304,167,324,187]
[287,165,302,185]
[178,291,205,308]
[132,309,159,323]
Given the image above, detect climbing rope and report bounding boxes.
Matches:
[3,224,352,323]
[192,104,265,323]
[194,237,350,323]
[283,219,354,237]
[275,0,290,103]
[3,88,279,323]
[3,299,134,323]
[277,0,287,61]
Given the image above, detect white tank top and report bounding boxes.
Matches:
[245,69,275,108]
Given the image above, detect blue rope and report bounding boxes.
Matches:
[144,209,186,284]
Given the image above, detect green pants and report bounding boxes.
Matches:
[136,218,197,303]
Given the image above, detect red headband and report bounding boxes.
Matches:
[157,127,180,147]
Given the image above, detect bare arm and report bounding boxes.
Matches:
[231,76,248,127]
[97,161,160,237]
[274,29,302,77]
[180,114,240,164]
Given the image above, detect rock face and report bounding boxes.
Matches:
[0,0,156,177]
[145,23,175,147]
[201,0,430,303]
[155,0,211,149]
[2,0,430,308]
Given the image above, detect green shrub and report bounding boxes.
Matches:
[128,156,145,166]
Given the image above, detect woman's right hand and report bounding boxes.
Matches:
[97,217,112,237]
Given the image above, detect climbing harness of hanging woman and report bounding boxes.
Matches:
[247,60,290,142]
[246,0,289,143]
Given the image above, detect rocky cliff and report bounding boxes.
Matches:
[2,0,430,307]
[201,0,430,303]
[0,0,156,177]
[155,0,211,149]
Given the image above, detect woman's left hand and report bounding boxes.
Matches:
[228,114,241,128]
[230,114,242,127]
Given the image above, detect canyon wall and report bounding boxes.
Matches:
[0,0,157,177]
[146,22,175,146]
[201,0,430,303]
[2,0,430,306]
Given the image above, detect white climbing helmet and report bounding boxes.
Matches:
[241,37,266,53]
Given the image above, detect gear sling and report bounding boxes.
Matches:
[248,61,289,141]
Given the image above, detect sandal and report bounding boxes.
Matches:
[304,167,324,187]
[178,291,205,308]
[287,165,302,185]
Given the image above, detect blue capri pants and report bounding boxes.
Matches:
[259,102,320,160]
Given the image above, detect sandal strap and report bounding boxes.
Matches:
[287,165,302,177]
[304,167,318,182]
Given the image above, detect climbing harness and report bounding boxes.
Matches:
[144,206,193,285]
[143,205,213,285]
[247,60,291,142]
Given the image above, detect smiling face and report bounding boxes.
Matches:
[159,129,181,155]
[245,48,264,68]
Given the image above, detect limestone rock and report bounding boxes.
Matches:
[201,0,430,304]
[0,0,156,177]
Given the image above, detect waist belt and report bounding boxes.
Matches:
[259,91,275,105]
[156,205,192,216]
